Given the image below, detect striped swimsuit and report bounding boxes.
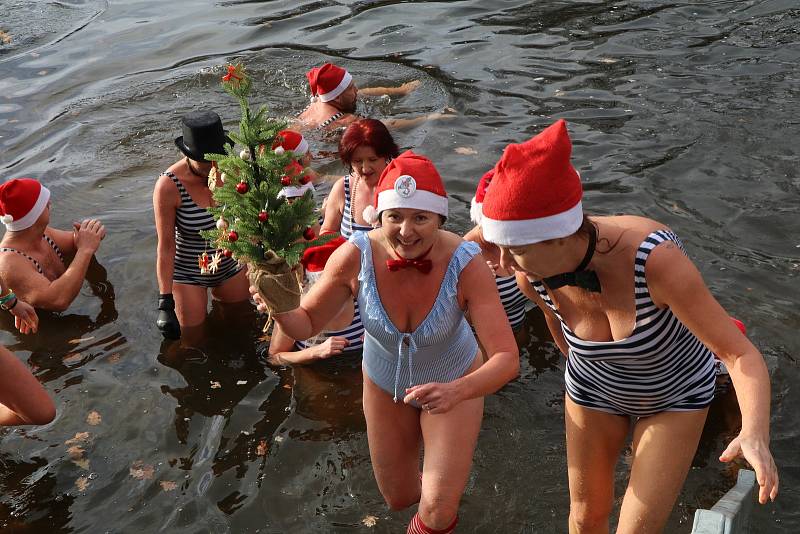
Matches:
[339,175,373,239]
[164,172,242,287]
[295,304,364,352]
[0,235,65,276]
[351,231,480,405]
[496,274,530,330]
[533,230,716,417]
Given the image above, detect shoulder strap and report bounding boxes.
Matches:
[0,247,44,274]
[634,229,686,299]
[43,234,65,262]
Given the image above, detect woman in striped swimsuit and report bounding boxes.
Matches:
[320,119,399,239]
[257,152,518,533]
[481,120,778,532]
[153,110,249,339]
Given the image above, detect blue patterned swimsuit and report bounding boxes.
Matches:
[349,231,481,405]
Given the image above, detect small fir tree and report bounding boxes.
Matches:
[200,64,337,318]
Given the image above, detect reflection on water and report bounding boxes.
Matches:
[1,0,799,531]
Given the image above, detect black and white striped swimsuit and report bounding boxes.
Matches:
[294,304,364,352]
[318,111,344,129]
[0,235,64,276]
[340,175,373,239]
[164,172,242,287]
[533,230,716,417]
[496,274,530,331]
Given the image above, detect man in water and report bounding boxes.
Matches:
[297,62,450,131]
[0,178,106,312]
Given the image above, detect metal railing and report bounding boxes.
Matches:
[691,469,756,534]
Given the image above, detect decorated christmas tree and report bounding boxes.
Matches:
[201,64,337,320]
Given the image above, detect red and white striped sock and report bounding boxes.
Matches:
[407,513,458,534]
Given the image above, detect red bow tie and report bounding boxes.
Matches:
[386,246,434,274]
[386,257,433,274]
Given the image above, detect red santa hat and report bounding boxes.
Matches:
[362,150,448,225]
[300,234,347,283]
[0,178,51,232]
[272,129,309,156]
[481,119,582,246]
[306,63,353,103]
[470,168,494,225]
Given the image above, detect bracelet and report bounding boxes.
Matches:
[1,296,17,311]
[0,291,16,306]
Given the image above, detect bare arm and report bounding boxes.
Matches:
[319,178,346,235]
[382,112,455,131]
[648,243,778,503]
[0,344,55,425]
[271,242,360,340]
[359,80,420,97]
[45,226,78,256]
[153,176,179,294]
[268,323,349,366]
[456,255,520,397]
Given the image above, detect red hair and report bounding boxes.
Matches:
[338,119,400,167]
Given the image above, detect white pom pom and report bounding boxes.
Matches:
[216,217,228,230]
[239,149,251,160]
[1,214,13,224]
[470,198,483,225]
[310,96,319,103]
[362,205,378,226]
[274,146,285,155]
[220,172,227,183]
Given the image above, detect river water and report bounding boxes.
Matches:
[0,0,798,532]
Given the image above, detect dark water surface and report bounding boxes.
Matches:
[1,0,798,532]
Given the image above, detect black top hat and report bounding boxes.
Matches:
[174,110,232,162]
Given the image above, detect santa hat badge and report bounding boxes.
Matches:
[306,63,353,103]
[0,178,51,231]
[362,150,448,225]
[470,168,495,225]
[272,129,309,156]
[482,119,582,246]
[300,234,347,283]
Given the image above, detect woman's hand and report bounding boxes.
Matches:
[249,285,267,313]
[720,432,779,503]
[312,336,349,359]
[11,299,38,334]
[403,382,464,414]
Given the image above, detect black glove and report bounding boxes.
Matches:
[156,294,181,339]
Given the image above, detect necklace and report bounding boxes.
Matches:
[185,157,208,179]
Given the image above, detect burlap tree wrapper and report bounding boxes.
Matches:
[248,250,303,332]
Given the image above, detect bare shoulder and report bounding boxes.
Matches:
[153,172,180,203]
[325,240,362,278]
[0,251,40,286]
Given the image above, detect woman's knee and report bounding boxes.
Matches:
[569,500,612,532]
[418,495,459,529]
[383,489,420,511]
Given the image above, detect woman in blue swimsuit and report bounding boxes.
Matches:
[256,151,519,534]
[481,120,778,533]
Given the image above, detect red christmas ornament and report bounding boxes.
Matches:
[228,231,239,242]
[303,227,316,240]
[258,211,269,222]
[281,175,292,186]
[223,249,233,258]
[236,181,249,194]
[299,174,311,185]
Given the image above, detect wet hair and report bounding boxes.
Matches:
[338,119,400,167]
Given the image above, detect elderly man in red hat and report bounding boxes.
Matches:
[297,62,445,131]
[0,178,105,312]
